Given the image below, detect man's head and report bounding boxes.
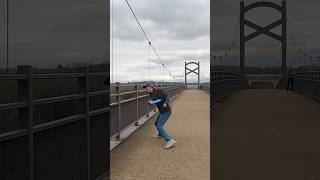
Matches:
[143,83,154,94]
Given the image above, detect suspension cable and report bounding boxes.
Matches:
[124,0,176,80]
[287,17,320,66]
[149,41,151,81]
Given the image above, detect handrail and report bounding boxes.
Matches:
[276,70,320,99]
[0,89,110,110]
[293,71,320,82]
[0,66,109,144]
[110,82,186,140]
[0,72,108,80]
[211,70,249,110]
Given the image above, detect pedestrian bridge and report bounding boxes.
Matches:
[213,89,320,180]
[212,70,320,180]
[110,89,210,180]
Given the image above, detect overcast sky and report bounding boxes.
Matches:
[111,0,210,83]
[212,0,320,69]
[0,0,108,71]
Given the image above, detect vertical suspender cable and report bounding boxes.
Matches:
[294,42,298,66]
[162,64,164,82]
[298,47,301,67]
[124,0,175,80]
[149,41,151,82]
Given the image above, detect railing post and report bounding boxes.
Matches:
[135,83,139,126]
[17,65,34,180]
[116,82,122,140]
[78,66,91,180]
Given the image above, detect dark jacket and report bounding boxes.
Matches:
[150,88,171,114]
[287,69,294,79]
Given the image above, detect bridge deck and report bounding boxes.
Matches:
[110,90,210,180]
[214,89,320,180]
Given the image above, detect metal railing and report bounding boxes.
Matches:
[110,82,185,140]
[211,71,249,110]
[293,71,320,99]
[0,65,108,180]
[276,70,320,99]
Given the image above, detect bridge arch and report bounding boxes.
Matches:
[240,1,287,75]
[185,61,200,87]
[244,2,282,13]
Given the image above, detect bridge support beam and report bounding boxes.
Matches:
[185,61,200,87]
[239,1,287,75]
[240,1,245,74]
[281,0,287,75]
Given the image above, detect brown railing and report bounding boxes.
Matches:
[109,82,185,140]
[0,65,109,180]
[211,71,249,111]
[276,70,320,99]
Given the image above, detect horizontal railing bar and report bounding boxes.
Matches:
[0,129,28,142]
[89,90,109,97]
[0,90,109,109]
[34,73,108,79]
[214,87,245,104]
[294,78,320,83]
[0,101,27,111]
[212,77,240,80]
[294,71,320,74]
[0,74,27,80]
[88,72,108,77]
[139,94,149,99]
[0,73,108,80]
[120,91,142,96]
[33,115,86,133]
[110,103,117,107]
[213,79,243,84]
[89,107,110,117]
[110,87,185,97]
[33,73,85,79]
[211,75,241,78]
[121,97,138,104]
[33,93,85,105]
[110,94,149,106]
[34,107,110,133]
[110,83,185,87]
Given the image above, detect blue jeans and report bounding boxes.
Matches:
[155,112,172,142]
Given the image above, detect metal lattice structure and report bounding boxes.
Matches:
[240,1,287,75]
[185,61,200,87]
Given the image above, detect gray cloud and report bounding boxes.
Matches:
[113,0,209,41]
[112,0,210,83]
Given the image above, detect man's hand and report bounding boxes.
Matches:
[148,100,154,105]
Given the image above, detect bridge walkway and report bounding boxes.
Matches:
[213,89,320,180]
[110,89,210,180]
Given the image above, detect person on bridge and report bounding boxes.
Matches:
[143,83,176,149]
[286,66,295,92]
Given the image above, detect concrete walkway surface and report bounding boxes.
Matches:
[110,90,210,180]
